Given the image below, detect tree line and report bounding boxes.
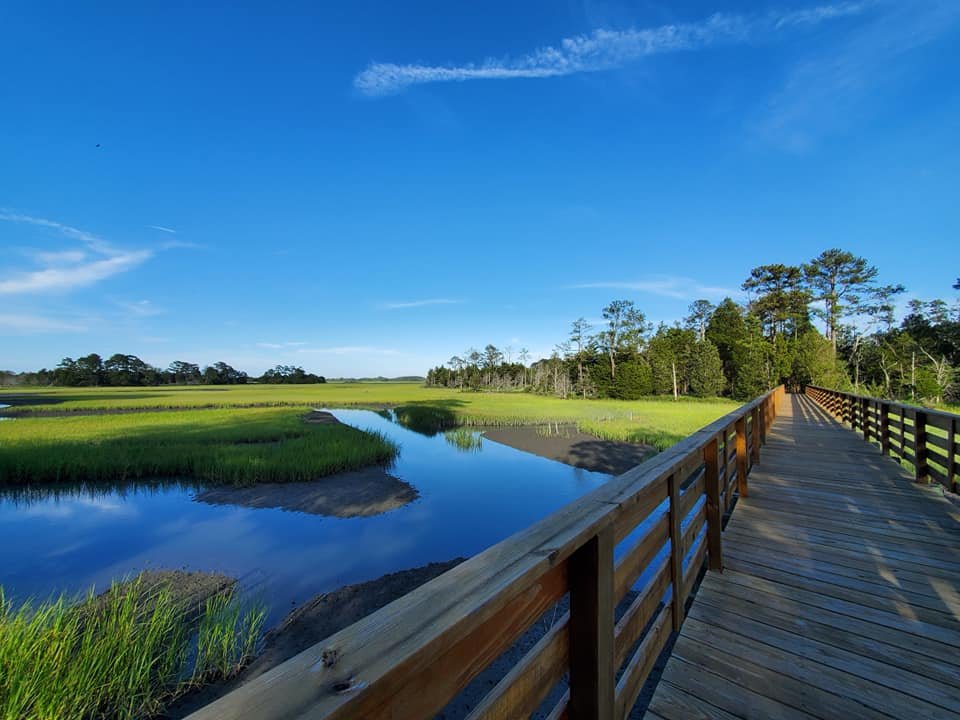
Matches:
[427,249,959,405]
[1,355,327,387]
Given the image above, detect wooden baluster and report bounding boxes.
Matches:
[568,525,614,720]
[751,407,761,466]
[667,473,685,631]
[735,416,748,498]
[914,410,928,484]
[948,418,957,494]
[704,437,723,571]
[759,401,768,445]
[863,398,871,443]
[899,406,906,458]
[879,402,890,457]
[721,429,731,514]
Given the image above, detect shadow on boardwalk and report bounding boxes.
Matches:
[646,393,960,720]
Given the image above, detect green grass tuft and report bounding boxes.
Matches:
[0,575,265,720]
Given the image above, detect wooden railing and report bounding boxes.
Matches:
[188,386,786,720]
[805,385,959,494]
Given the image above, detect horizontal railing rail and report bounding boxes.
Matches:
[188,386,786,720]
[805,385,959,494]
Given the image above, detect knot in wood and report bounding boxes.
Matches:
[321,648,339,668]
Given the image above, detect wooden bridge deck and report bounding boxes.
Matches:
[646,393,960,719]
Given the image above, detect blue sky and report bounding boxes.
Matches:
[1,0,958,376]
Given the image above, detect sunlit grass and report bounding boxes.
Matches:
[0,575,265,720]
[0,407,398,487]
[0,386,739,486]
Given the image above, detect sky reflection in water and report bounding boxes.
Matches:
[0,409,611,625]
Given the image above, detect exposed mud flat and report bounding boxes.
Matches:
[483,426,655,476]
[166,559,465,718]
[193,467,418,518]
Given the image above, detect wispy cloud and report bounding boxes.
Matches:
[757,0,960,150]
[149,225,177,234]
[380,298,462,310]
[355,2,872,96]
[0,211,112,253]
[0,313,89,333]
[116,299,164,317]
[256,341,308,349]
[0,213,152,294]
[33,249,87,265]
[571,276,737,300]
[0,252,152,294]
[297,346,401,356]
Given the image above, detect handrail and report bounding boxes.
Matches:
[805,385,959,493]
[188,386,786,720]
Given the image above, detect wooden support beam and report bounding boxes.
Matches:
[879,402,890,456]
[703,437,723,572]
[667,473,684,632]
[914,410,928,484]
[862,398,871,443]
[899,406,906,459]
[948,418,957,494]
[735,417,748,498]
[759,398,768,445]
[568,526,615,720]
[750,408,761,466]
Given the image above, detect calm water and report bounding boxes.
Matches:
[0,409,612,625]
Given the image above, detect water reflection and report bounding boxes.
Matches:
[0,409,610,625]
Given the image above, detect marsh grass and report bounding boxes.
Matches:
[443,428,483,452]
[0,575,266,720]
[0,407,398,488]
[193,593,266,682]
[0,387,738,488]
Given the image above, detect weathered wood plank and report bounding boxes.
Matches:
[614,559,670,669]
[613,513,669,602]
[466,613,569,720]
[614,605,671,720]
[645,393,960,720]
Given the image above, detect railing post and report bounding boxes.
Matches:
[914,410,928,484]
[879,402,890,456]
[735,416,748,498]
[862,398,870,442]
[899,406,906,458]
[750,407,761,465]
[568,525,615,720]
[703,437,723,572]
[760,399,767,444]
[667,473,685,631]
[948,418,957,494]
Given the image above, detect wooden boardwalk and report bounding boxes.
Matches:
[646,393,960,720]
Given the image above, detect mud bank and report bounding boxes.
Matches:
[194,466,418,518]
[483,426,655,475]
[166,559,464,718]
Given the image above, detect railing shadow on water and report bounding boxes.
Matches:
[186,386,785,720]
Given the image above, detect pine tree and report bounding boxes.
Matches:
[688,341,725,397]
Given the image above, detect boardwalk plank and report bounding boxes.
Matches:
[643,394,960,719]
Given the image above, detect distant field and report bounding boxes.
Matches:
[1,383,739,449]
